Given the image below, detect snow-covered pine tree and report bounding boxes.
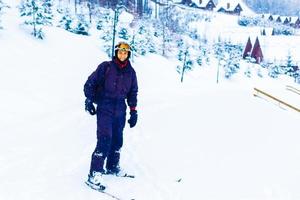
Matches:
[19,0,52,39]
[176,38,185,62]
[179,47,193,83]
[145,22,157,54]
[41,0,54,26]
[196,47,203,66]
[134,24,147,56]
[58,7,74,32]
[118,27,129,40]
[95,8,113,57]
[95,7,112,31]
[294,69,300,84]
[223,42,242,79]
[223,51,240,79]
[268,62,281,78]
[73,14,90,35]
[96,18,104,30]
[196,42,208,67]
[101,29,113,57]
[257,66,263,78]
[244,57,256,78]
[56,0,64,14]
[176,38,193,82]
[129,33,136,62]
[0,0,5,29]
[284,52,296,77]
[214,36,225,83]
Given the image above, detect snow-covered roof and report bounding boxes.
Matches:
[191,0,212,7]
[172,0,182,3]
[261,13,272,19]
[272,15,281,20]
[215,0,255,16]
[290,16,300,23]
[281,16,290,23]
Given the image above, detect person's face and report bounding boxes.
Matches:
[117,50,129,62]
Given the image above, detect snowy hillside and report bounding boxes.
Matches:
[1,2,300,200]
[185,8,300,62]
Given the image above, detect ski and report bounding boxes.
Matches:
[117,173,135,178]
[85,180,106,191]
[104,172,135,179]
[98,190,122,200]
[85,181,122,200]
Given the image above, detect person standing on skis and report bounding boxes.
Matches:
[83,41,138,189]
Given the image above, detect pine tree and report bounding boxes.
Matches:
[73,14,90,35]
[178,48,193,83]
[41,0,54,26]
[96,18,104,30]
[196,43,208,67]
[95,7,113,57]
[102,29,113,57]
[226,43,242,79]
[118,27,129,40]
[294,69,300,84]
[214,37,225,83]
[19,0,53,39]
[58,8,74,32]
[134,24,148,56]
[223,50,240,79]
[284,52,296,77]
[268,63,281,79]
[0,0,5,29]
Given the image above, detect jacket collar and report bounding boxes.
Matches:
[112,57,131,72]
[113,57,128,69]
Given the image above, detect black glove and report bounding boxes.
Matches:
[128,110,138,128]
[85,98,96,115]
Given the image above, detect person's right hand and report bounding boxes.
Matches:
[85,98,96,115]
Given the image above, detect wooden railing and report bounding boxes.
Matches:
[253,87,300,112]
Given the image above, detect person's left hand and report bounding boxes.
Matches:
[128,110,137,128]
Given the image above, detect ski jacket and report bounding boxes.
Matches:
[84,59,138,115]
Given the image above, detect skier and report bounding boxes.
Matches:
[84,41,138,190]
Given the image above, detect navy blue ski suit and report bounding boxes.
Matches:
[84,58,138,174]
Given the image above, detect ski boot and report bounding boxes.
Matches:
[85,171,106,191]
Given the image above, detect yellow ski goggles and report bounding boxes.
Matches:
[115,43,131,52]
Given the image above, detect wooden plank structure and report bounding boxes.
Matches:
[253,87,300,112]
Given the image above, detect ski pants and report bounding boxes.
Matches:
[89,108,126,174]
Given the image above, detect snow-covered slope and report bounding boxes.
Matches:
[1,3,300,200]
[190,10,300,62]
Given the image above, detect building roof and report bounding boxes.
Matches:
[290,16,300,23]
[215,0,255,15]
[191,0,212,7]
[261,13,272,19]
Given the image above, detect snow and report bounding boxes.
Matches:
[1,3,300,200]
